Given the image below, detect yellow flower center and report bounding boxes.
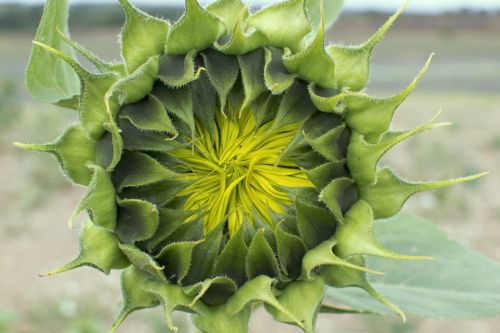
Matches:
[171,106,313,236]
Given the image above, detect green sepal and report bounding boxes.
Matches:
[158,50,203,88]
[206,0,248,35]
[300,238,381,280]
[201,49,239,111]
[192,303,251,333]
[246,0,310,52]
[153,83,195,136]
[119,118,185,152]
[264,47,297,94]
[119,94,177,137]
[359,167,488,219]
[156,240,203,284]
[305,161,349,190]
[214,227,248,286]
[272,80,315,130]
[276,226,307,279]
[116,198,159,244]
[183,223,225,285]
[26,0,79,104]
[184,276,237,307]
[119,0,169,74]
[319,177,358,223]
[327,0,409,91]
[14,124,96,186]
[166,0,225,55]
[343,54,434,142]
[246,229,281,279]
[304,124,347,162]
[283,16,336,89]
[347,113,450,187]
[335,200,432,261]
[42,219,128,276]
[69,164,116,230]
[110,266,161,333]
[296,199,337,249]
[322,256,406,321]
[214,10,267,55]
[118,243,167,282]
[121,179,192,211]
[142,280,198,332]
[113,151,178,190]
[238,49,266,110]
[266,277,325,333]
[227,275,303,329]
[192,73,218,138]
[102,121,124,172]
[146,208,196,252]
[108,55,159,108]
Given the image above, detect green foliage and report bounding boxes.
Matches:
[329,214,500,319]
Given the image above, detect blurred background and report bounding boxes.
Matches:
[0,0,499,332]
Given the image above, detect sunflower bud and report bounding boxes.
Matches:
[18,0,486,332]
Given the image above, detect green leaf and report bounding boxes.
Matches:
[306,0,343,31]
[329,213,500,319]
[119,0,169,74]
[26,0,80,103]
[14,125,96,186]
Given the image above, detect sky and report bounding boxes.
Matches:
[2,0,500,14]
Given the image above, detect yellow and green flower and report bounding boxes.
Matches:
[17,0,486,332]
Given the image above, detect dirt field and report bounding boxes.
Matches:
[1,12,499,333]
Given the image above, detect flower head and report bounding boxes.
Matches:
[17,0,485,332]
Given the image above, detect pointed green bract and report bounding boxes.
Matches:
[246,0,310,52]
[43,220,129,276]
[20,0,493,332]
[15,125,96,185]
[166,0,225,55]
[69,164,116,230]
[119,0,169,74]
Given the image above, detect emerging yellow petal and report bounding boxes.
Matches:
[171,105,313,235]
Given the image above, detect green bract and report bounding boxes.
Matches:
[18,0,487,332]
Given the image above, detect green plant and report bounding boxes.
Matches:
[16,0,500,332]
